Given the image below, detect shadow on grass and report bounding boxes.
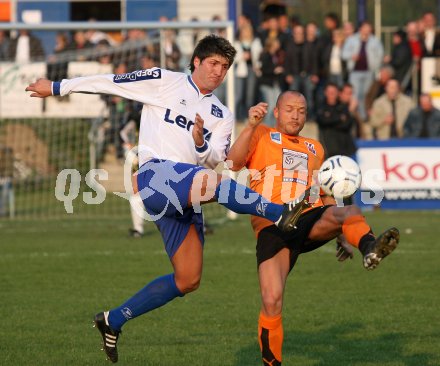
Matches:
[235,322,434,366]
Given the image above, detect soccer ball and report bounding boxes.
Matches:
[318,155,362,198]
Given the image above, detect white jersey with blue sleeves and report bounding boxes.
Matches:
[53,67,233,169]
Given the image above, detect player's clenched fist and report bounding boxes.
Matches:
[248,102,268,127]
[192,113,205,147]
[25,78,53,98]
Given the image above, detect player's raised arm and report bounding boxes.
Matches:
[226,102,267,171]
[25,68,164,105]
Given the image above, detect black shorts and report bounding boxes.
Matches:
[256,205,332,271]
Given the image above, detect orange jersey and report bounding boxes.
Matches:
[245,124,325,236]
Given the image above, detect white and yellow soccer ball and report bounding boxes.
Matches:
[318,155,362,199]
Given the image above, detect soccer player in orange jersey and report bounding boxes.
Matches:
[227,91,399,366]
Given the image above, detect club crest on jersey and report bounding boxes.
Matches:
[113,68,161,83]
[211,104,223,118]
[270,132,281,144]
[304,141,316,156]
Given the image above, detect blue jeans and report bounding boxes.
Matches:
[349,70,374,120]
[290,74,316,119]
[260,84,281,127]
[235,67,257,121]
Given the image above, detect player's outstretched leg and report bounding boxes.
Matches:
[362,227,399,270]
[212,178,311,232]
[93,273,184,362]
[94,311,121,363]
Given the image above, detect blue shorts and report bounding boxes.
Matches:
[137,159,206,259]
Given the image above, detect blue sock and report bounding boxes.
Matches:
[108,273,183,331]
[215,179,283,222]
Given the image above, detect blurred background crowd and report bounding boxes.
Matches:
[0,0,440,220]
[1,3,440,161]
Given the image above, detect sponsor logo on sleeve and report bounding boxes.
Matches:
[211,104,223,118]
[113,68,161,83]
[304,141,316,156]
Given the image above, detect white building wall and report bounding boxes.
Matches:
[177,0,228,21]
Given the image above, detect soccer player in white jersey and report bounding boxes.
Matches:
[26,34,308,363]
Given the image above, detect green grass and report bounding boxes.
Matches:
[1,211,440,366]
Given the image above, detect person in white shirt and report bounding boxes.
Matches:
[421,11,440,57]
[26,34,307,363]
[8,30,45,63]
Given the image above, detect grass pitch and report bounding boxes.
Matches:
[1,211,440,366]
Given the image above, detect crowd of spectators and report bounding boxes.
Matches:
[229,10,440,157]
[1,10,440,154]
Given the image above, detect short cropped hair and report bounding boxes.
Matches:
[189,34,237,72]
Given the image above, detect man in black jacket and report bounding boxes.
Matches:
[316,82,357,158]
[284,23,320,119]
[403,93,440,138]
[8,30,45,62]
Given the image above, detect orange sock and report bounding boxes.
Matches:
[342,215,372,248]
[258,312,283,365]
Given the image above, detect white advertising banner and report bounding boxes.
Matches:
[0,61,112,118]
[45,61,112,118]
[0,62,45,118]
[421,57,440,109]
[355,140,440,209]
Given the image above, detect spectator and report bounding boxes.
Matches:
[236,14,252,35]
[342,21,384,120]
[67,30,93,61]
[403,94,440,138]
[406,21,423,62]
[103,62,131,158]
[209,15,229,103]
[47,32,70,81]
[95,39,112,65]
[259,37,284,127]
[320,12,341,50]
[116,29,155,72]
[384,30,412,90]
[0,30,10,61]
[339,82,365,139]
[163,28,181,71]
[234,24,261,121]
[406,20,424,95]
[210,14,227,38]
[278,13,291,37]
[321,28,347,88]
[284,24,319,119]
[365,65,394,119]
[342,21,355,39]
[316,82,357,158]
[420,11,440,57]
[258,14,288,50]
[289,15,302,30]
[140,54,159,70]
[369,79,414,139]
[8,30,45,62]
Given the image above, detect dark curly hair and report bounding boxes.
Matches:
[189,34,237,72]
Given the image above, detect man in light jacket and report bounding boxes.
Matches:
[342,21,384,120]
[369,79,414,139]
